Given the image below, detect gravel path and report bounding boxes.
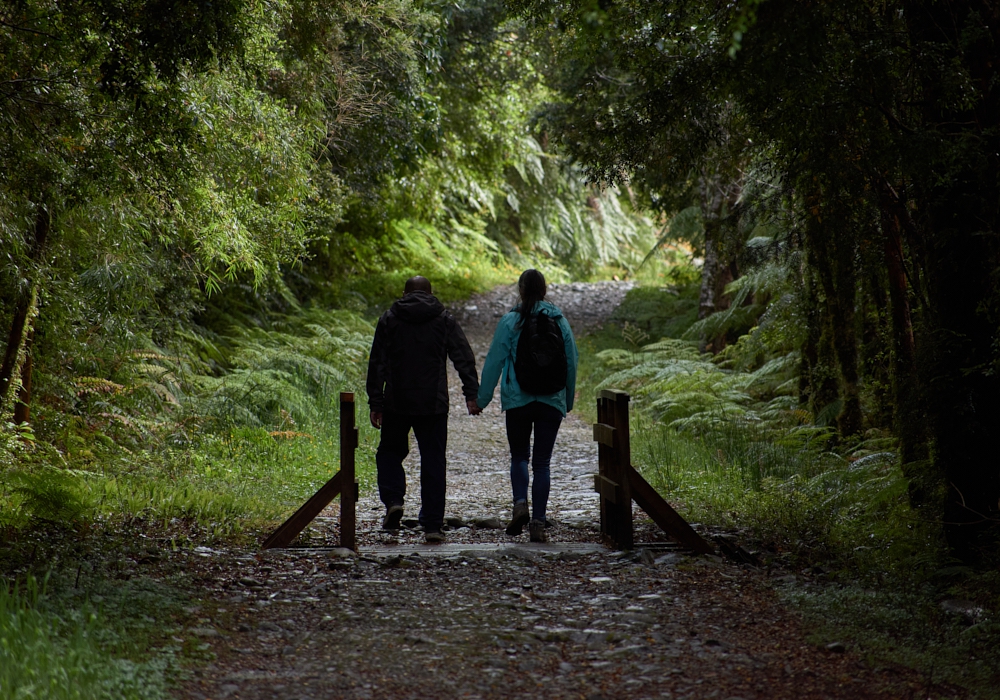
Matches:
[178,282,924,700]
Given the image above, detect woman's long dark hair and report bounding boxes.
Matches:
[516,269,547,328]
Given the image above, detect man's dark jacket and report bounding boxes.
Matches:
[366,291,479,415]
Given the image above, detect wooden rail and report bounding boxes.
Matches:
[262,392,359,550]
[593,390,714,554]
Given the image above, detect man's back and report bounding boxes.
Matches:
[367,290,478,416]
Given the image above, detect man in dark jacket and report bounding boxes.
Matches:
[366,276,480,542]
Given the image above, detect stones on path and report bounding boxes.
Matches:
[469,517,503,530]
[179,543,898,700]
[357,542,606,559]
[449,280,637,339]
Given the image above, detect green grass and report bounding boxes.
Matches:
[1,417,378,538]
[2,304,380,535]
[629,419,925,572]
[786,582,1000,698]
[620,388,1000,698]
[0,577,169,700]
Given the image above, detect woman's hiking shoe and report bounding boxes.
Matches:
[382,504,404,531]
[529,519,547,543]
[424,530,446,544]
[505,501,530,536]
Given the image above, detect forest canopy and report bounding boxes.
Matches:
[3,0,1000,695]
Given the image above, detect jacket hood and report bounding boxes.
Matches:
[512,300,564,319]
[391,290,445,323]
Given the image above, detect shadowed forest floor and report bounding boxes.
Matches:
[175,284,946,700]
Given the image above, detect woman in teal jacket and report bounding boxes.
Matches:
[475,269,578,542]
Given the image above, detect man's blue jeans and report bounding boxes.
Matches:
[506,401,563,522]
[376,411,448,532]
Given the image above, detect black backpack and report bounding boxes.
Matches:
[514,311,567,395]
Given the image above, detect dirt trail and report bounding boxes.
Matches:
[179,283,919,700]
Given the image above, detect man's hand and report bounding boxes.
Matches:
[466,399,482,416]
[370,411,383,429]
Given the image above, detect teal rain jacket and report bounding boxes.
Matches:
[477,301,578,416]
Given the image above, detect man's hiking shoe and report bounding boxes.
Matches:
[424,530,446,544]
[505,501,530,536]
[382,504,404,531]
[529,519,547,543]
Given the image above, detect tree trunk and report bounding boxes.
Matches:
[697,175,740,353]
[860,263,892,430]
[698,222,722,321]
[800,251,840,423]
[0,206,49,418]
[13,330,33,427]
[920,225,1000,559]
[831,226,862,437]
[805,209,862,437]
[0,288,39,418]
[879,192,930,507]
[799,265,818,407]
[0,295,32,412]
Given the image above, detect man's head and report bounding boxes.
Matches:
[404,276,433,295]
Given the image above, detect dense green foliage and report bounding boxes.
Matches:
[3,0,1000,696]
[534,0,1000,668]
[1,2,664,693]
[513,0,1000,560]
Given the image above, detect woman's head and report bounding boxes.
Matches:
[517,269,546,327]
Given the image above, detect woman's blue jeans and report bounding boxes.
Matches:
[505,401,563,521]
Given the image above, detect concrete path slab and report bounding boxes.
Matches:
[358,541,608,557]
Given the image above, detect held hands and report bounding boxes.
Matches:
[374,405,478,425]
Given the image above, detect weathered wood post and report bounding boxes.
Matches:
[611,390,634,549]
[261,391,359,550]
[339,392,358,550]
[594,389,715,554]
[594,390,633,549]
[595,393,611,540]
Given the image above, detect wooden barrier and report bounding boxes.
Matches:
[593,390,714,554]
[262,392,359,550]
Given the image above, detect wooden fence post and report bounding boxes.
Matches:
[611,390,634,550]
[593,389,714,554]
[594,390,633,549]
[261,391,359,550]
[595,393,612,540]
[339,392,359,551]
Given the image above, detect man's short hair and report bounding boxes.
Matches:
[404,276,432,294]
